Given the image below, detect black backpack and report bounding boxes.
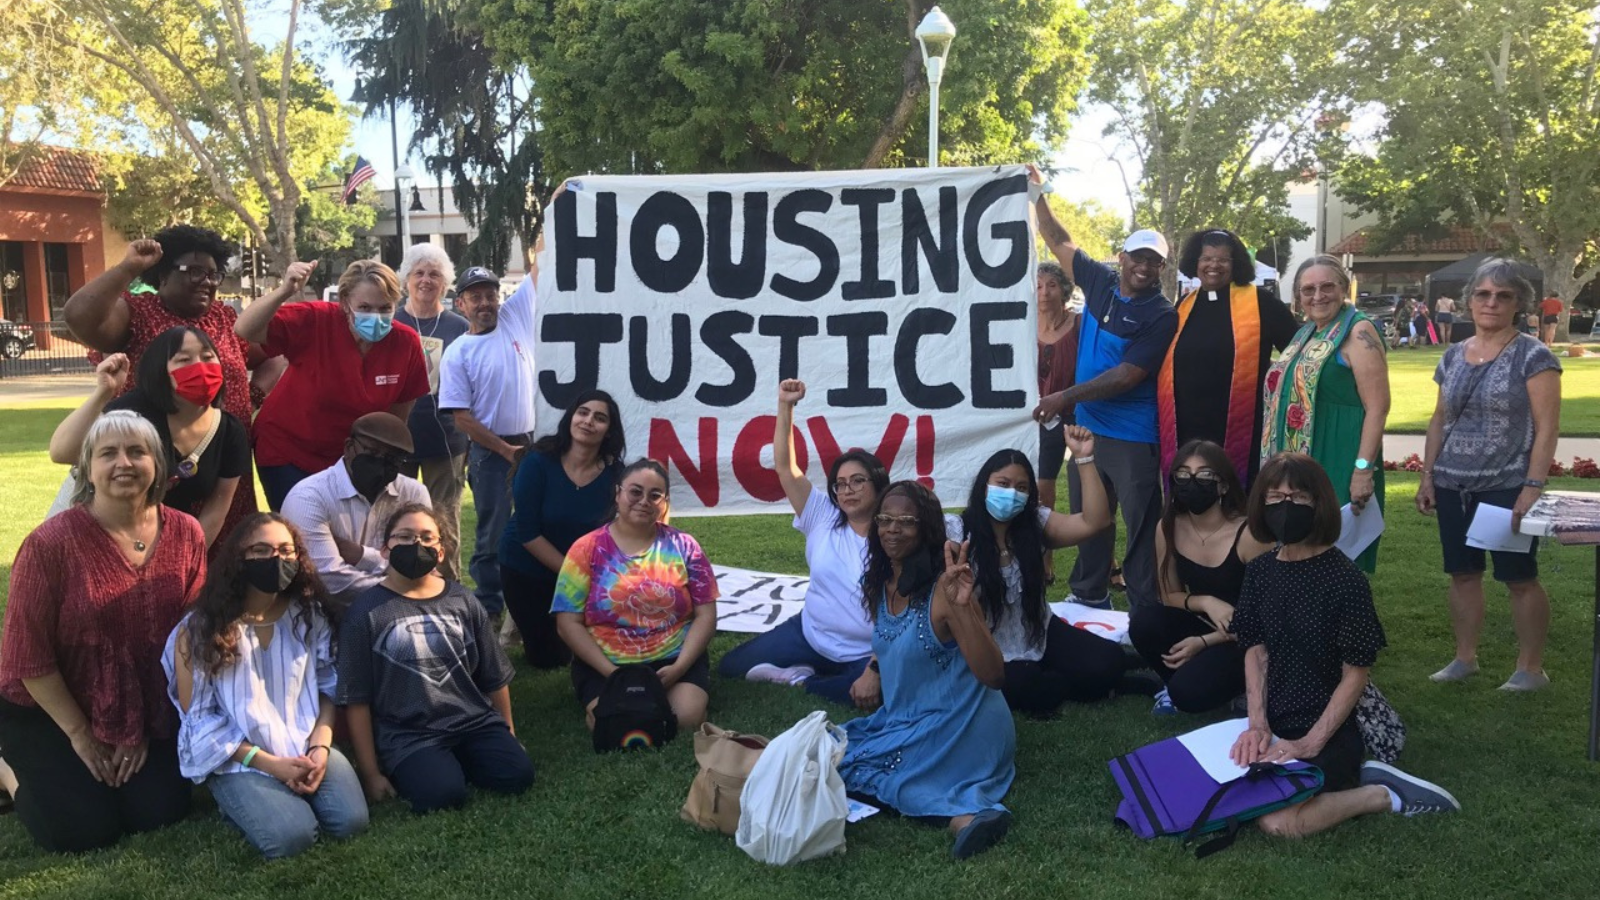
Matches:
[592,664,678,753]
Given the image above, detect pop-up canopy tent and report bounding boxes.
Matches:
[1424,253,1544,304]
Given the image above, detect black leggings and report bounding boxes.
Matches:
[0,699,191,853]
[1001,616,1127,714]
[1128,605,1245,713]
[501,563,572,669]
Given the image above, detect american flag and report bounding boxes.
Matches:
[342,156,376,204]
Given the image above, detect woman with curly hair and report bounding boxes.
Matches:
[64,224,270,542]
[839,482,1015,861]
[945,431,1124,715]
[163,514,367,859]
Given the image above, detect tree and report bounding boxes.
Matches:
[478,0,1089,175]
[1333,0,1600,339]
[346,0,541,270]
[1042,194,1125,262]
[63,0,363,268]
[1081,0,1336,296]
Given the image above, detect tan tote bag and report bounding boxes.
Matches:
[681,723,770,835]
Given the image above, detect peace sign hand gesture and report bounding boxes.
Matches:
[938,540,976,609]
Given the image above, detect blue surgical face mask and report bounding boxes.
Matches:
[985,484,1028,522]
[352,311,393,342]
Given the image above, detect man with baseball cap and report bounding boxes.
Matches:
[281,412,433,610]
[1029,166,1177,618]
[439,265,537,620]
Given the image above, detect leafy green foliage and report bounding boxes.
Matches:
[1082,0,1337,294]
[1333,0,1600,332]
[479,0,1089,175]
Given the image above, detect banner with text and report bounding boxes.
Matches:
[534,166,1038,514]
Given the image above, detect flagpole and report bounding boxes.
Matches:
[390,97,407,254]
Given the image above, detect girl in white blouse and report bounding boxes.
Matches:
[164,514,368,859]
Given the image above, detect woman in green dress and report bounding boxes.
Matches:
[1261,255,1391,572]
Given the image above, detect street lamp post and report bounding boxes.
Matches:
[395,164,415,250]
[916,6,957,168]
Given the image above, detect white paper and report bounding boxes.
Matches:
[846,799,880,823]
[1336,503,1386,560]
[1049,601,1131,645]
[1466,503,1534,553]
[1175,717,1299,784]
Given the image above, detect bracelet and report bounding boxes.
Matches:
[307,744,331,758]
[1183,593,1193,612]
[241,745,260,769]
[1074,455,1096,466]
[1200,634,1210,647]
[1523,478,1546,489]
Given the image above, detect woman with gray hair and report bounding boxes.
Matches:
[1416,258,1561,691]
[1034,259,1080,575]
[0,411,207,852]
[1261,254,1391,573]
[394,244,471,581]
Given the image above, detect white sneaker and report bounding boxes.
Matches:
[499,613,521,650]
[746,663,815,687]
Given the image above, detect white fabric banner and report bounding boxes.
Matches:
[534,166,1039,514]
[713,566,808,634]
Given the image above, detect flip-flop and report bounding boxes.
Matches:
[951,809,1012,860]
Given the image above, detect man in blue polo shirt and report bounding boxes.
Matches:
[1034,198,1176,616]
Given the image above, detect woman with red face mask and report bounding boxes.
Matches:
[50,326,252,551]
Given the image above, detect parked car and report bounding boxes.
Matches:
[0,319,36,360]
[1355,294,1403,333]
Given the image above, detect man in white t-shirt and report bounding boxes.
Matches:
[439,266,537,618]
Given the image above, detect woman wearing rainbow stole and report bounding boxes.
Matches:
[1157,229,1299,489]
[1260,255,1392,573]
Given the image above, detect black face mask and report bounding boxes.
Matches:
[349,453,401,500]
[1172,479,1221,515]
[241,556,297,594]
[1265,501,1317,545]
[389,543,440,580]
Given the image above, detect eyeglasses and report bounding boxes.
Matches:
[388,531,441,547]
[1297,282,1343,300]
[243,543,298,560]
[1264,491,1314,506]
[624,486,667,506]
[1171,472,1221,486]
[1125,254,1165,271]
[175,264,223,285]
[873,514,918,530]
[833,475,871,494]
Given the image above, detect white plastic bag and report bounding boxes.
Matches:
[735,710,849,865]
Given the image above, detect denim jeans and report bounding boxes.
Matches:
[716,613,871,706]
[467,442,515,616]
[207,748,368,860]
[386,723,535,814]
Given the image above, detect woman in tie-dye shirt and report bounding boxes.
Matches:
[553,459,719,732]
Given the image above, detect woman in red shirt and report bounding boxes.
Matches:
[236,260,430,510]
[0,411,207,852]
[64,225,268,546]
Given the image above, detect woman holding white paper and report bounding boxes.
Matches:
[1416,258,1562,691]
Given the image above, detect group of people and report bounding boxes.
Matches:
[0,168,1566,860]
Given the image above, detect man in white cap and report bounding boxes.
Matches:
[1031,168,1176,619]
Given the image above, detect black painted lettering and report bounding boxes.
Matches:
[970,301,1028,408]
[901,186,959,294]
[630,191,704,293]
[707,191,768,300]
[963,175,1030,289]
[894,308,963,409]
[537,313,624,409]
[840,188,896,300]
[756,315,821,381]
[825,312,889,407]
[696,311,757,407]
[554,190,617,292]
[770,190,839,301]
[629,314,691,401]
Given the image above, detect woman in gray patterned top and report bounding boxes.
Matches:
[1416,258,1562,691]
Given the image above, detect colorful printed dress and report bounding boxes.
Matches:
[1261,307,1385,572]
[840,592,1015,819]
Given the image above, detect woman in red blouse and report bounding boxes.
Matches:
[64,224,272,546]
[0,411,207,852]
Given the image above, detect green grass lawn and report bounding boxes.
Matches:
[1386,345,1600,435]
[3,400,1600,898]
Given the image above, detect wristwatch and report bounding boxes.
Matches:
[1354,457,1372,471]
[1524,478,1546,489]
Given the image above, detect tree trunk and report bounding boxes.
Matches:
[861,0,928,168]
